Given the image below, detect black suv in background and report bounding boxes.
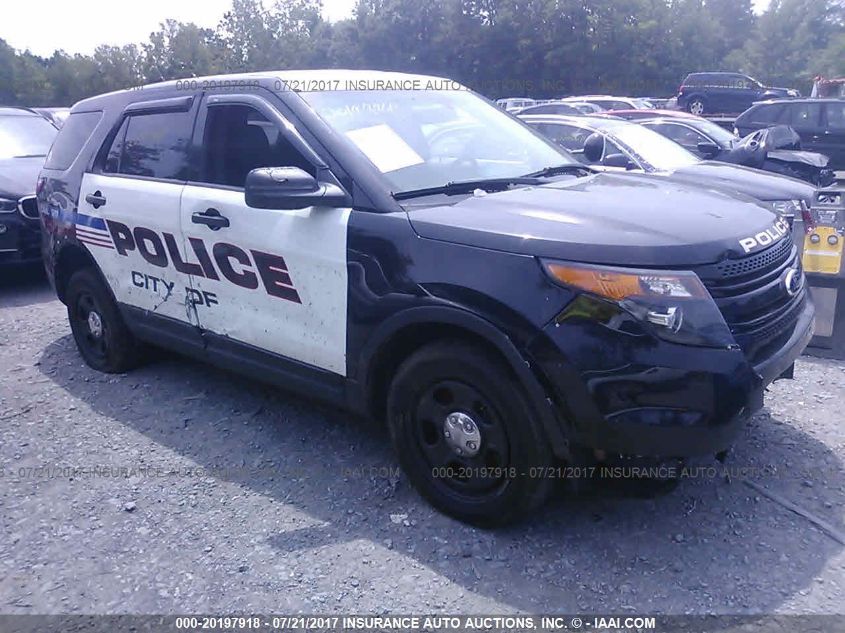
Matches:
[0,107,58,265]
[678,72,799,116]
[735,99,845,171]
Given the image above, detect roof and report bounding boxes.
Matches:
[75,69,454,109]
[685,71,744,75]
[519,113,627,129]
[599,109,701,119]
[0,106,39,116]
[753,97,845,105]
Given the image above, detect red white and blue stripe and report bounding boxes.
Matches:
[75,214,114,250]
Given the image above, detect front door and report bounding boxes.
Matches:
[784,102,824,150]
[179,95,351,375]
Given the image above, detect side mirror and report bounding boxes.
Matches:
[244,167,351,210]
[602,153,635,169]
[696,141,721,158]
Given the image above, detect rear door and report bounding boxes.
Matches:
[179,93,350,375]
[706,74,735,114]
[79,96,201,331]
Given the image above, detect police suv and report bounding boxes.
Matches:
[38,71,814,525]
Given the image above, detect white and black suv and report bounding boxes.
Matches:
[38,71,813,525]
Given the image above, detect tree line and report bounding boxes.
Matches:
[1,0,843,107]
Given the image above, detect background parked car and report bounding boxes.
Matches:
[566,95,655,111]
[641,116,835,187]
[495,97,536,112]
[735,98,845,171]
[32,107,71,128]
[520,113,816,216]
[677,72,799,115]
[516,101,584,116]
[605,109,702,121]
[0,106,59,265]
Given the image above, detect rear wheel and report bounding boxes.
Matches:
[387,341,553,526]
[687,97,706,116]
[66,268,145,373]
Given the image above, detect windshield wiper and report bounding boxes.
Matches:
[13,154,46,158]
[393,177,542,201]
[523,164,595,178]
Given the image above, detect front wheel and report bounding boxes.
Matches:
[387,341,554,526]
[687,97,706,116]
[66,268,146,373]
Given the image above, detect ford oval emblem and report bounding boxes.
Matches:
[784,268,801,297]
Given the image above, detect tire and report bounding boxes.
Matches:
[687,97,706,116]
[386,340,553,526]
[66,268,145,373]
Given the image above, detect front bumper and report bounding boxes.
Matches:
[0,212,42,265]
[527,300,815,458]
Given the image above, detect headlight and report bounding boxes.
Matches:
[0,198,17,214]
[767,200,802,217]
[543,260,735,348]
[544,261,708,301]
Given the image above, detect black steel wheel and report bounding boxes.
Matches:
[387,340,554,526]
[66,268,145,373]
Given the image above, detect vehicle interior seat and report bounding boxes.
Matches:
[583,132,605,163]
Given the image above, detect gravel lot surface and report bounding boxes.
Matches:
[1,266,843,616]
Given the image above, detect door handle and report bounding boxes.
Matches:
[191,208,230,231]
[85,191,106,209]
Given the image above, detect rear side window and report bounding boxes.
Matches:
[783,102,823,129]
[44,111,102,170]
[103,110,193,180]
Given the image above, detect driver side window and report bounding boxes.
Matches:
[199,104,315,188]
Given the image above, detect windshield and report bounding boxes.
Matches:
[300,89,574,194]
[605,123,700,171]
[0,115,58,158]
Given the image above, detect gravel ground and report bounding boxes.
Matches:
[1,266,843,616]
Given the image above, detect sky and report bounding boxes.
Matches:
[2,0,771,58]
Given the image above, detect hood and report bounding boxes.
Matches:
[407,171,791,267]
[667,161,815,204]
[0,156,45,199]
[767,150,830,168]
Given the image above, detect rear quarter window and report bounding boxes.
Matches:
[44,111,103,171]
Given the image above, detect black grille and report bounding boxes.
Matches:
[714,235,792,279]
[696,237,805,365]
